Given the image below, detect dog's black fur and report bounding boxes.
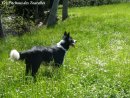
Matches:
[10,31,76,79]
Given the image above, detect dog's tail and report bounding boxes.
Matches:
[10,49,20,60]
[10,49,30,60]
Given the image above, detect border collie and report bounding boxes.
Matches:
[10,31,76,79]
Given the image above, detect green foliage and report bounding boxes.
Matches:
[0,3,130,98]
[1,0,35,35]
[9,0,49,20]
[2,16,35,35]
[69,0,129,6]
[1,0,15,15]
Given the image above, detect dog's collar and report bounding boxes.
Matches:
[57,43,67,52]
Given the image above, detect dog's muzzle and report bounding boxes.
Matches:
[71,40,77,47]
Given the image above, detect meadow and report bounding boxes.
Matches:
[0,3,130,98]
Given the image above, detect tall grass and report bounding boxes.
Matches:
[0,3,130,97]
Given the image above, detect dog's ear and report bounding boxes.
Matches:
[64,31,67,36]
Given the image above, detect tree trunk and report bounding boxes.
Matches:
[62,0,68,20]
[47,0,60,27]
[0,10,4,38]
[35,0,39,24]
[49,0,54,9]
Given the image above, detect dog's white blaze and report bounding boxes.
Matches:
[57,40,66,51]
[10,49,20,60]
[57,40,65,45]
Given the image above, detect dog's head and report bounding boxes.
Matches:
[63,31,77,47]
[57,31,76,50]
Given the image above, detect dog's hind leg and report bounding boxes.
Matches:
[25,64,31,76]
[25,59,31,76]
[31,61,41,81]
[25,60,32,81]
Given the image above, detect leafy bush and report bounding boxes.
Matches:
[1,1,34,35]
[2,16,34,36]
[10,0,50,21]
[69,0,129,7]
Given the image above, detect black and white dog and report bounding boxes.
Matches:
[10,31,76,78]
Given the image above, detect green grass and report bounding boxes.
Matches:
[1,3,130,98]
